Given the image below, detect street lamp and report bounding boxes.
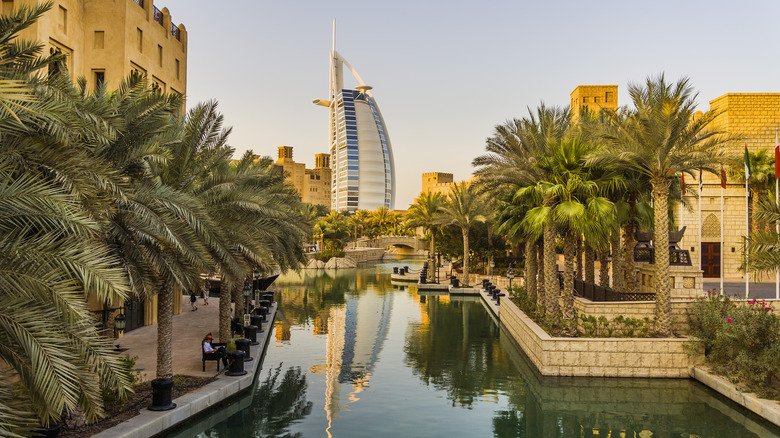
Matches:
[506,263,515,291]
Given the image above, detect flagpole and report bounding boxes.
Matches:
[698,170,702,271]
[745,141,750,299]
[720,164,725,294]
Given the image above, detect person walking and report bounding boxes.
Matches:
[203,280,210,305]
[190,291,198,311]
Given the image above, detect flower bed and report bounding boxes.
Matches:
[688,291,780,399]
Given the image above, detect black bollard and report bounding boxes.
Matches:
[452,278,460,288]
[258,300,270,311]
[245,325,259,345]
[263,293,274,303]
[235,338,253,361]
[497,293,506,305]
[393,267,399,274]
[148,378,176,411]
[419,272,427,284]
[32,423,61,438]
[251,314,265,330]
[225,350,247,376]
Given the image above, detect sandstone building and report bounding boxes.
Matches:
[570,85,618,122]
[275,146,332,209]
[6,0,187,96]
[421,172,455,197]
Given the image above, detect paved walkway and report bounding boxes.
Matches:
[117,295,223,381]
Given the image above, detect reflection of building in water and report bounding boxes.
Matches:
[274,320,291,342]
[308,289,393,437]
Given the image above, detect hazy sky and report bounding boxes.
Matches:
[158,0,779,209]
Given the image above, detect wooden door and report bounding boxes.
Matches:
[701,242,721,278]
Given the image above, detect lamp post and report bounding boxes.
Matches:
[506,263,515,291]
[92,302,127,337]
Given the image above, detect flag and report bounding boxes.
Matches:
[720,165,727,189]
[744,145,752,179]
[699,169,703,192]
[681,173,686,195]
[775,131,779,179]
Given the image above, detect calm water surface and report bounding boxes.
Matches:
[167,259,780,438]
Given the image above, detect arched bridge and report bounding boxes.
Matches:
[356,236,426,251]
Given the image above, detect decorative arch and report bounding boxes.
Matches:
[702,213,720,240]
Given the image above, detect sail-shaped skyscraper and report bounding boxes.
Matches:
[313,22,395,212]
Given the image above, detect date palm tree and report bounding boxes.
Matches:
[591,74,728,336]
[435,182,487,287]
[406,191,444,280]
[728,148,775,233]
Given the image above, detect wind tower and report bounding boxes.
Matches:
[313,20,396,213]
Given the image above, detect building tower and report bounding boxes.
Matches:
[313,21,395,212]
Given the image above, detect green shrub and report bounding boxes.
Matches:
[317,249,345,262]
[578,313,652,338]
[688,291,780,398]
[100,354,142,407]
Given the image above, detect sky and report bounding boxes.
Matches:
[158,0,780,209]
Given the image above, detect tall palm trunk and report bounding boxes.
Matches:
[598,250,610,287]
[575,236,583,280]
[461,227,470,286]
[487,222,494,276]
[562,232,576,335]
[524,240,537,301]
[611,231,624,292]
[584,243,595,284]
[651,177,672,336]
[622,220,638,293]
[536,242,545,314]
[543,221,559,317]
[156,286,174,379]
[219,280,233,343]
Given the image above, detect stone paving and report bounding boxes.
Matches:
[116,295,223,381]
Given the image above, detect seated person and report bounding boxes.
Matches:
[203,333,228,367]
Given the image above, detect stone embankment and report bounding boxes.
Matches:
[304,248,385,269]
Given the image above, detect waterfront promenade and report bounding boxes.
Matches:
[118,296,223,381]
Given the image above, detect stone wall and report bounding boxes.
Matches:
[343,248,384,263]
[574,298,693,336]
[500,297,703,378]
[637,263,703,299]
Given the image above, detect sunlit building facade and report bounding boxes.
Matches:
[313,23,395,212]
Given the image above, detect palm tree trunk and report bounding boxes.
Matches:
[219,280,233,343]
[575,236,583,280]
[751,187,760,233]
[651,177,672,337]
[622,221,638,293]
[487,222,494,276]
[598,250,610,287]
[461,227,470,287]
[543,221,559,317]
[525,240,537,302]
[156,285,174,379]
[584,243,595,284]
[611,231,624,292]
[536,242,545,314]
[562,231,576,336]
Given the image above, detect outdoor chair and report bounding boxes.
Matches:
[202,340,227,372]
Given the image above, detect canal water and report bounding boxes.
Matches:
[166,259,780,438]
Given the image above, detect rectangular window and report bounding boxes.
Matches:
[175,58,180,79]
[582,97,589,103]
[158,45,163,67]
[58,6,67,33]
[94,31,104,49]
[2,1,14,15]
[137,28,143,53]
[94,70,105,89]
[594,96,601,103]
[605,91,614,103]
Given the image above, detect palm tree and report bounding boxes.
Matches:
[743,200,780,275]
[473,104,571,311]
[435,182,487,287]
[591,74,729,336]
[518,139,617,332]
[406,191,444,280]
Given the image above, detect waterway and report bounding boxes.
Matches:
[165,258,780,437]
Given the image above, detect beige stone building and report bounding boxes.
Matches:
[678,93,780,280]
[421,172,455,197]
[275,146,332,209]
[2,0,188,331]
[6,0,187,96]
[570,85,618,122]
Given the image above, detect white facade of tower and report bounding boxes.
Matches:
[313,22,395,212]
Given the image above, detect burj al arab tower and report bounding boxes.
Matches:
[312,22,395,212]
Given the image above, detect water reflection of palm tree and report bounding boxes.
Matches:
[250,365,313,438]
